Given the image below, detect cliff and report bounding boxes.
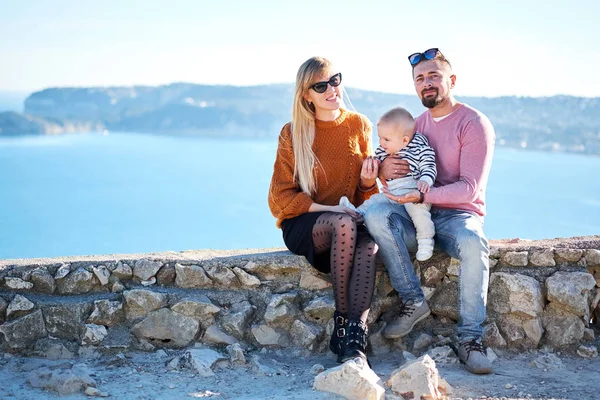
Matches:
[1,84,599,155]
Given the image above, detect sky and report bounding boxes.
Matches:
[1,0,599,97]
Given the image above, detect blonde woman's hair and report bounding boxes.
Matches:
[291,56,334,195]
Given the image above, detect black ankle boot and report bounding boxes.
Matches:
[340,319,369,364]
[329,311,348,359]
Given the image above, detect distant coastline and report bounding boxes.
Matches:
[1,84,599,155]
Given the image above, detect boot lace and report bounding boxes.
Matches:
[398,301,417,317]
[462,339,485,359]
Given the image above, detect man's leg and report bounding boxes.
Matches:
[432,208,491,374]
[363,201,430,338]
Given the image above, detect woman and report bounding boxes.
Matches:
[268,56,379,363]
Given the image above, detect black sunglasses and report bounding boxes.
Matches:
[310,73,342,93]
[408,48,441,66]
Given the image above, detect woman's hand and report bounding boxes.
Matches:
[381,186,421,204]
[359,156,379,189]
[327,205,364,224]
[379,156,410,181]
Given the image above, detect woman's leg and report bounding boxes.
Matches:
[312,212,359,315]
[348,231,378,323]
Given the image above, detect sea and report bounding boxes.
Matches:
[0,132,598,259]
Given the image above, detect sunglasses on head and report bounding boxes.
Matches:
[310,72,342,93]
[408,48,441,66]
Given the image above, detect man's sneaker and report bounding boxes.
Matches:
[457,339,492,374]
[383,301,430,339]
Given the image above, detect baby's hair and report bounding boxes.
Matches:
[378,107,414,125]
[378,107,416,138]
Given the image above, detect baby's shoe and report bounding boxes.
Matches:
[339,196,357,211]
[416,239,434,261]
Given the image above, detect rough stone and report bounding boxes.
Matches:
[503,251,529,266]
[555,248,583,263]
[6,294,35,320]
[202,325,238,345]
[423,265,445,286]
[299,271,331,290]
[577,344,598,358]
[496,314,526,344]
[92,265,111,286]
[28,364,96,395]
[81,324,108,345]
[55,264,71,279]
[227,343,246,364]
[483,322,508,348]
[221,301,254,338]
[586,249,600,266]
[175,264,213,288]
[387,355,450,399]
[366,323,393,356]
[522,318,544,345]
[303,296,335,323]
[546,271,596,316]
[447,257,460,277]
[156,264,176,285]
[42,302,92,341]
[133,259,163,281]
[429,281,458,321]
[181,348,228,377]
[542,309,585,346]
[531,353,564,370]
[264,294,299,325]
[412,332,434,352]
[87,299,125,327]
[0,309,47,348]
[56,267,96,295]
[251,324,282,346]
[112,262,133,280]
[489,272,544,318]
[30,269,56,294]
[34,338,75,359]
[132,308,199,348]
[171,296,221,328]
[530,249,556,267]
[5,277,34,290]
[313,358,385,400]
[290,319,322,348]
[426,346,459,365]
[0,297,6,324]
[123,289,168,320]
[203,264,239,287]
[232,267,261,287]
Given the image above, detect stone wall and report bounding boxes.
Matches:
[0,236,599,358]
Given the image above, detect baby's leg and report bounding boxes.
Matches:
[404,202,435,261]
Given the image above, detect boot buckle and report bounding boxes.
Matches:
[336,327,346,338]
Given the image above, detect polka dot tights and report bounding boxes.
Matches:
[312,212,378,323]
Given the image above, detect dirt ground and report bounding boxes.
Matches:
[1,340,600,400]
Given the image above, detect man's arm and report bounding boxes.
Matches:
[425,116,495,204]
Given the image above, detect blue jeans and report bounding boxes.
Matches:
[363,202,490,341]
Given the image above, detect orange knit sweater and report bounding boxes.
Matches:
[268,109,379,228]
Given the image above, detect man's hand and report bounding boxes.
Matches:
[381,186,421,204]
[417,179,430,193]
[359,156,379,189]
[379,156,410,181]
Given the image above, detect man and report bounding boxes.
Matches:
[363,48,495,374]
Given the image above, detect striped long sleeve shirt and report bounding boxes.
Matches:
[374,131,437,186]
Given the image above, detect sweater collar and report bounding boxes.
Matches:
[315,108,349,129]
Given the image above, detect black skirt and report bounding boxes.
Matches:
[281,212,370,274]
[281,212,331,273]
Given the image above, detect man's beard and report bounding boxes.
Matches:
[421,88,443,109]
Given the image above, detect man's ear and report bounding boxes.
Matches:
[450,74,457,88]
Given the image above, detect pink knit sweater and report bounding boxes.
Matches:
[416,104,495,217]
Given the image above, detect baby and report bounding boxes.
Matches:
[341,107,437,261]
